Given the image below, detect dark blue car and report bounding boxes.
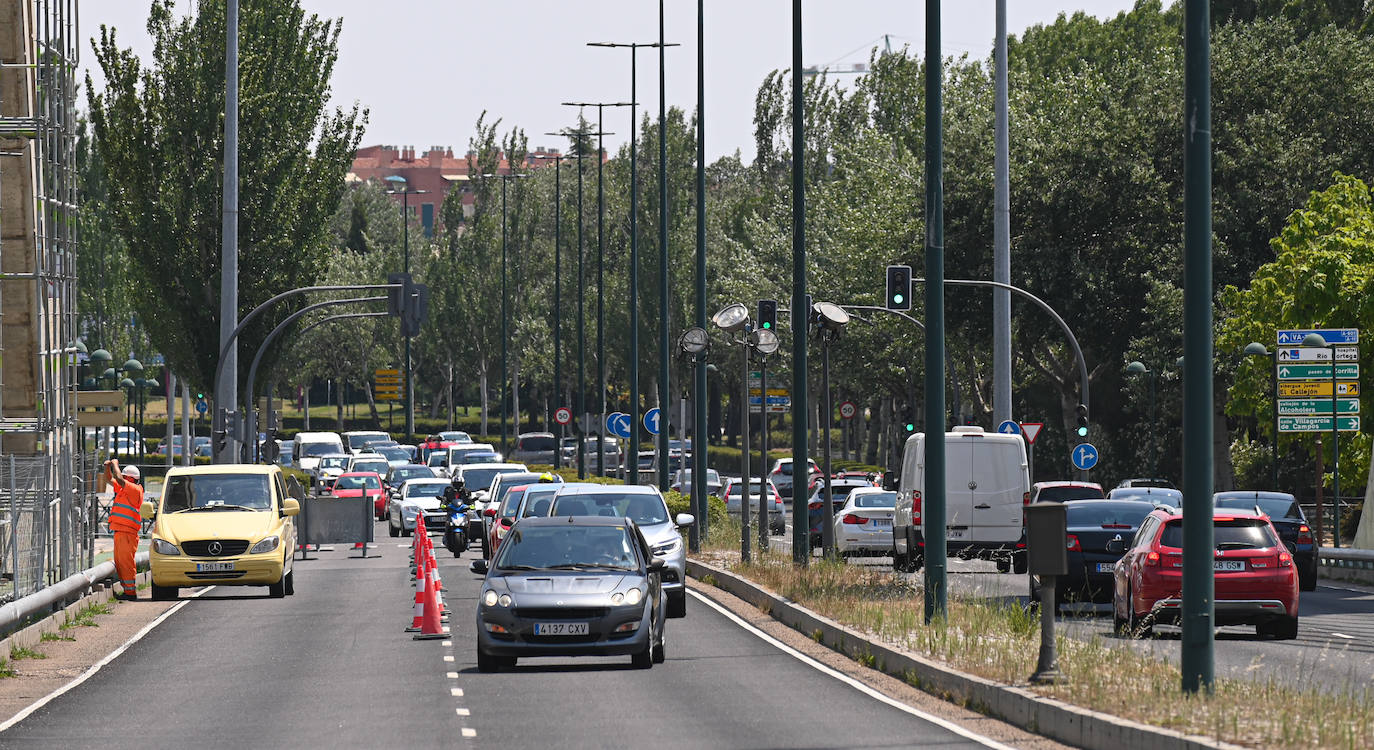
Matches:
[1030,499,1156,607]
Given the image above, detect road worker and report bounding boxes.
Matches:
[105,459,144,601]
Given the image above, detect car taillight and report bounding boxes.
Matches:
[808,502,823,511]
[913,491,922,524]
[1297,524,1313,545]
[1278,552,1293,567]
[841,514,866,525]
[1145,550,1161,567]
[1023,491,1030,505]
[1066,534,1081,551]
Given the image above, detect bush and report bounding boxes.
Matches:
[665,490,727,529]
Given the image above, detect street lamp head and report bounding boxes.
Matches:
[121,358,143,374]
[1243,342,1270,357]
[102,368,116,380]
[145,378,160,390]
[90,348,112,365]
[749,328,780,356]
[712,303,750,333]
[1302,333,1329,348]
[678,326,709,355]
[119,377,135,389]
[812,302,850,332]
[1125,361,1149,375]
[384,174,406,185]
[73,340,88,355]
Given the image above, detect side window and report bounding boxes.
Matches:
[1132,517,1157,549]
[274,474,287,510]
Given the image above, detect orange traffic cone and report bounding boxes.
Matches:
[405,557,427,632]
[413,555,447,640]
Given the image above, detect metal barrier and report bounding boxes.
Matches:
[297,494,373,558]
[0,551,148,638]
[0,453,100,606]
[1318,546,1374,571]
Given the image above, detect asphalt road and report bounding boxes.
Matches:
[846,554,1374,693]
[1,521,1005,749]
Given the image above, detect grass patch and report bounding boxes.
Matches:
[0,658,15,678]
[9,646,45,660]
[41,631,75,642]
[701,552,1373,750]
[61,600,112,630]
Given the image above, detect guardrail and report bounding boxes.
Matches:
[1318,546,1374,571]
[0,551,149,637]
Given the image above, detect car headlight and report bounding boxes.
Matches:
[652,538,681,556]
[499,593,512,607]
[152,538,180,555]
[483,589,499,606]
[625,587,642,606]
[248,536,280,554]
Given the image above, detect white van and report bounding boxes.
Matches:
[342,430,391,455]
[890,426,1029,573]
[293,431,345,473]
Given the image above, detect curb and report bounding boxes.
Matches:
[0,569,151,659]
[687,558,1245,750]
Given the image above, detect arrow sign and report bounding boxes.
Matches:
[1019,422,1044,445]
[1277,381,1360,398]
[606,412,632,439]
[1276,363,1358,380]
[997,419,1020,436]
[1278,415,1361,433]
[196,400,208,415]
[1277,398,1359,415]
[644,408,661,436]
[1277,328,1358,345]
[1071,443,1099,471]
[1277,347,1357,362]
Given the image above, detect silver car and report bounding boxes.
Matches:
[548,484,693,618]
[473,516,666,672]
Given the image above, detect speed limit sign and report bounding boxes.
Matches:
[839,401,857,420]
[554,407,572,426]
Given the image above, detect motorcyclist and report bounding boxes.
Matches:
[441,478,470,558]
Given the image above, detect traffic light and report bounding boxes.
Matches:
[757,299,777,331]
[1075,403,1089,437]
[886,264,912,311]
[401,282,429,337]
[902,405,916,433]
[387,272,410,316]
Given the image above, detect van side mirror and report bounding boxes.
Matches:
[281,498,300,517]
[882,473,898,492]
[469,558,489,575]
[140,500,156,520]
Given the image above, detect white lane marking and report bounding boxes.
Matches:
[443,655,455,662]
[0,586,212,734]
[451,688,464,697]
[461,728,476,738]
[688,590,1017,750]
[441,640,452,646]
[446,671,459,679]
[455,708,470,716]
[1330,632,1356,639]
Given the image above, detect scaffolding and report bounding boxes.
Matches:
[0,0,94,602]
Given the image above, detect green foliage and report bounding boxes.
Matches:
[86,0,365,394]
[8,646,45,661]
[665,490,727,530]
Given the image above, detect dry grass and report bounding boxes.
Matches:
[698,530,1372,750]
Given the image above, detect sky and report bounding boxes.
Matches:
[79,1,1138,163]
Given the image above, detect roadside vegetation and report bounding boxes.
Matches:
[696,533,1371,749]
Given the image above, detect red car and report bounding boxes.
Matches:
[1113,505,1298,639]
[486,485,532,556]
[331,472,386,519]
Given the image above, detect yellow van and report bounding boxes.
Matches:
[141,464,300,599]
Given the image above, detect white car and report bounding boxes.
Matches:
[314,453,351,490]
[387,478,451,537]
[347,453,391,477]
[833,487,897,558]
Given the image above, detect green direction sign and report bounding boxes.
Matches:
[1278,415,1361,432]
[1276,363,1359,380]
[1277,398,1360,415]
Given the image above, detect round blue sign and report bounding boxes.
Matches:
[1070,443,1099,471]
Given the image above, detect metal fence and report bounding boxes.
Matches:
[0,452,100,606]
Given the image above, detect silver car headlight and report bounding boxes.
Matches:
[248,536,280,554]
[652,538,681,556]
[624,587,643,606]
[152,538,180,555]
[482,589,513,608]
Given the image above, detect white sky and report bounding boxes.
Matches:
[79,1,1138,162]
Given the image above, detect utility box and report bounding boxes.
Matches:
[1025,501,1068,576]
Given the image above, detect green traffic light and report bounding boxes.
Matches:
[761,321,771,329]
[905,423,915,432]
[1077,426,1088,437]
[893,293,904,305]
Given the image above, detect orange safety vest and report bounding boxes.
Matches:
[109,481,145,533]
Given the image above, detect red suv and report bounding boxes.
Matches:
[1112,506,1298,639]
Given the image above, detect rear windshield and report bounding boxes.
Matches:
[460,467,520,491]
[389,467,433,483]
[496,524,638,571]
[319,456,349,469]
[550,492,669,526]
[1037,486,1105,502]
[518,436,556,451]
[336,475,380,490]
[778,463,793,475]
[353,460,389,475]
[1215,496,1301,520]
[851,492,896,508]
[163,474,272,512]
[1160,519,1277,549]
[378,447,409,462]
[300,442,341,458]
[405,483,448,499]
[347,433,386,450]
[1065,502,1153,528]
[427,454,446,466]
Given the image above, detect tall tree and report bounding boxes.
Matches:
[86,0,365,395]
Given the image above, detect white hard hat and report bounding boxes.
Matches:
[121,465,140,481]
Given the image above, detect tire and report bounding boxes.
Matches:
[1126,587,1151,638]
[1113,599,1129,636]
[995,559,1011,574]
[1258,615,1299,640]
[480,533,491,560]
[284,570,295,596]
[651,628,666,664]
[631,629,653,669]
[401,526,412,538]
[151,584,178,601]
[908,555,925,573]
[477,648,501,673]
[893,551,909,573]
[388,515,399,538]
[268,575,286,599]
[666,590,686,619]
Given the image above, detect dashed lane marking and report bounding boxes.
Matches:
[451,688,464,697]
[443,655,455,662]
[1331,632,1356,639]
[446,672,459,679]
[456,708,470,716]
[461,728,476,738]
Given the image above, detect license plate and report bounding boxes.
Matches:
[1214,560,1245,571]
[1096,563,1116,573]
[196,562,234,572]
[947,527,967,540]
[871,519,892,529]
[534,622,589,636]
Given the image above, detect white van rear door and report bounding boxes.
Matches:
[943,437,975,543]
[968,438,1026,543]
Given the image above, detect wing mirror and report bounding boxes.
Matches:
[881,473,899,491]
[674,513,696,527]
[469,558,489,575]
[281,498,300,517]
[648,558,666,571]
[140,500,156,520]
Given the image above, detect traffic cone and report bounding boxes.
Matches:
[430,563,450,621]
[405,556,427,632]
[413,553,447,640]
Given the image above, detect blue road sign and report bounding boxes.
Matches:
[607,412,632,439]
[644,408,662,436]
[1071,443,1099,471]
[997,419,1020,436]
[196,400,208,415]
[1276,328,1358,346]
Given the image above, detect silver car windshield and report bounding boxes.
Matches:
[550,492,668,525]
[496,525,638,571]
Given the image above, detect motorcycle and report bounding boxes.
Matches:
[443,500,471,557]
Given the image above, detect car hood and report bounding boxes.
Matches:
[155,510,281,543]
[496,573,629,595]
[638,522,682,548]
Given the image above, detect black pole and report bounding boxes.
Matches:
[576,138,587,479]
[740,334,751,563]
[789,0,810,566]
[1270,352,1278,490]
[597,106,608,477]
[821,340,835,557]
[757,359,769,551]
[500,178,509,450]
[657,0,673,491]
[630,49,641,483]
[402,188,413,444]
[553,158,563,469]
[1149,370,1158,477]
[692,0,708,550]
[923,0,948,622]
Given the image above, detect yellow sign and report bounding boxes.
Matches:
[1277,381,1360,398]
[374,376,402,385]
[375,392,401,401]
[374,368,400,377]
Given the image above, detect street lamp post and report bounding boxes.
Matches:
[590,39,676,486]
[813,303,851,558]
[476,172,529,451]
[530,152,569,468]
[1302,333,1341,548]
[1242,343,1280,490]
[1125,361,1158,477]
[713,303,754,561]
[383,175,429,444]
[678,327,710,551]
[750,327,780,552]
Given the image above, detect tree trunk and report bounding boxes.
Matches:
[1355,440,1374,548]
[512,359,522,435]
[479,361,490,438]
[864,399,881,466]
[366,384,381,429]
[335,380,344,430]
[446,361,455,430]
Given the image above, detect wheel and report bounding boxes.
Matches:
[1113,598,1129,636]
[401,525,412,538]
[477,648,501,673]
[284,570,295,596]
[908,554,924,573]
[388,514,399,538]
[268,574,286,599]
[1258,615,1299,640]
[995,559,1011,574]
[151,584,178,601]
[1126,586,1151,638]
[480,532,491,560]
[631,626,654,669]
[651,628,666,664]
[893,551,909,572]
[1299,567,1317,592]
[666,590,686,619]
